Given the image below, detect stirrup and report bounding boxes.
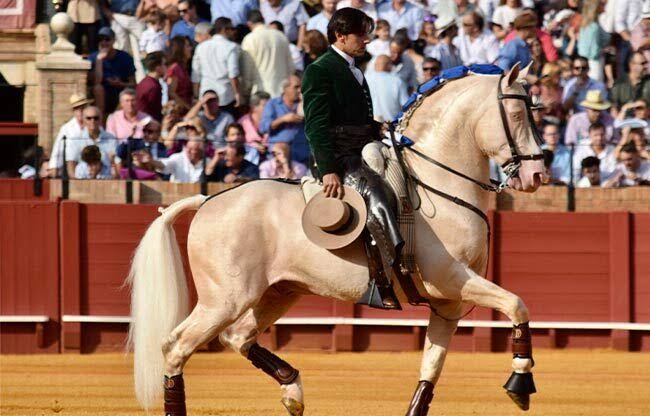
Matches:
[357,279,402,310]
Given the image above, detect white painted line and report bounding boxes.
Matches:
[0,315,49,323]
[59,315,650,331]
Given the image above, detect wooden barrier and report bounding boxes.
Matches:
[0,178,49,201]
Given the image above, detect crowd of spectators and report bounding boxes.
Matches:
[22,0,650,187]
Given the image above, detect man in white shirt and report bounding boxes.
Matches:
[151,138,206,183]
[65,106,118,178]
[241,10,294,99]
[454,11,499,65]
[603,141,650,187]
[365,55,409,122]
[337,0,376,20]
[572,121,618,181]
[192,17,242,110]
[307,0,338,36]
[377,0,424,41]
[48,93,93,177]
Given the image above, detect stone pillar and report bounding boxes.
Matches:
[35,12,90,155]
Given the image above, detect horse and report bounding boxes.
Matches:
[127,63,547,416]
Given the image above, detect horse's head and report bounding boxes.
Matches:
[475,63,547,192]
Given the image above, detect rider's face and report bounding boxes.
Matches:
[336,32,369,57]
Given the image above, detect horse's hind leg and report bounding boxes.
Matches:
[219,283,305,416]
[405,302,459,416]
[162,298,253,416]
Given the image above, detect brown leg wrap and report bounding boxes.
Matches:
[247,343,299,385]
[512,322,533,360]
[405,380,434,416]
[164,374,186,416]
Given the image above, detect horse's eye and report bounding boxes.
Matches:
[511,111,524,121]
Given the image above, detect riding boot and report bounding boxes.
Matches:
[357,232,402,310]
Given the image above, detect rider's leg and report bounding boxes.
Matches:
[405,303,460,416]
[219,283,305,416]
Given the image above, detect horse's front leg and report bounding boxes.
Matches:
[405,304,459,416]
[454,262,537,410]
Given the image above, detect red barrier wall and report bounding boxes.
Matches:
[2,202,650,354]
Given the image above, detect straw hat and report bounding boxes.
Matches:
[580,90,611,111]
[69,93,93,109]
[302,187,367,250]
[434,15,456,37]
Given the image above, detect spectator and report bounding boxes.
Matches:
[171,0,208,42]
[161,100,187,138]
[185,90,235,147]
[66,106,117,178]
[307,0,339,36]
[427,16,462,70]
[615,126,649,161]
[454,11,499,66]
[612,0,645,77]
[241,10,294,99]
[419,16,437,56]
[75,145,114,179]
[577,0,610,83]
[367,19,391,57]
[303,29,329,67]
[385,35,418,93]
[115,119,168,166]
[491,0,522,41]
[101,0,144,77]
[118,147,160,180]
[542,123,571,184]
[165,117,207,151]
[88,27,136,115]
[377,0,424,41]
[572,121,618,180]
[610,52,650,116]
[269,20,306,71]
[337,0,377,21]
[206,141,260,182]
[67,0,100,55]
[603,142,650,187]
[192,17,242,113]
[537,62,566,120]
[615,99,650,129]
[496,11,536,71]
[139,10,168,58]
[194,21,213,44]
[365,55,409,122]
[136,51,167,121]
[210,0,258,28]
[565,90,616,145]
[106,88,151,142]
[259,142,307,179]
[222,122,261,165]
[151,137,206,182]
[421,57,441,83]
[260,0,310,46]
[503,10,558,63]
[48,93,93,177]
[260,74,310,165]
[576,156,602,188]
[527,38,545,79]
[561,56,608,113]
[238,91,271,152]
[166,36,194,110]
[530,95,545,133]
[630,8,650,73]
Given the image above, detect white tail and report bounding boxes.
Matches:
[126,194,207,409]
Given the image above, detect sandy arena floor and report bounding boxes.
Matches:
[1,350,649,415]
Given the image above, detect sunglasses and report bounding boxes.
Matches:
[423,66,440,72]
[178,8,189,14]
[85,116,100,120]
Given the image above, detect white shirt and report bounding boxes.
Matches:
[337,0,377,20]
[159,151,204,183]
[576,176,601,188]
[65,128,117,168]
[191,34,240,105]
[139,27,168,53]
[453,30,500,65]
[332,44,364,85]
[49,117,84,169]
[367,38,390,57]
[610,161,650,186]
[572,142,617,181]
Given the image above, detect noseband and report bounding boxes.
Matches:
[391,74,544,226]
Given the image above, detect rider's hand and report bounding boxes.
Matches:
[322,173,344,199]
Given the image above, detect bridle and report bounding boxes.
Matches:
[391,74,544,227]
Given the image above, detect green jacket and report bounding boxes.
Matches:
[302,47,374,177]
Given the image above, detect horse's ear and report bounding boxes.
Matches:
[506,62,521,87]
[518,61,533,81]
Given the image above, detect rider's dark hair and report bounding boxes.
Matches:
[327,7,374,44]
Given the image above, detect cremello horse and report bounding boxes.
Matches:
[127,64,546,416]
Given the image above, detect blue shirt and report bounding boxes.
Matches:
[108,0,139,14]
[260,97,310,165]
[561,77,608,113]
[543,144,572,184]
[365,71,409,122]
[210,0,258,26]
[171,18,208,41]
[376,1,424,41]
[88,50,135,100]
[306,12,330,36]
[259,0,309,43]
[496,36,531,71]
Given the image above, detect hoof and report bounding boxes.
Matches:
[506,391,530,411]
[281,397,304,416]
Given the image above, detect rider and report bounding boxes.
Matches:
[302,7,403,309]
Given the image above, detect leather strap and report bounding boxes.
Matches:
[164,374,186,416]
[405,380,434,416]
[512,322,533,358]
[247,343,299,385]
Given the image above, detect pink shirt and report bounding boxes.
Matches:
[238,113,268,145]
[259,159,307,179]
[106,110,151,142]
